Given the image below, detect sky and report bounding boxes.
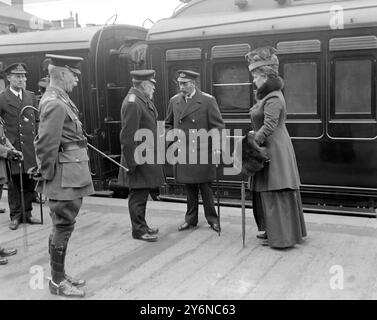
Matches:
[3,0,185,27]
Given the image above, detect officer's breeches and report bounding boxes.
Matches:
[48,198,82,248]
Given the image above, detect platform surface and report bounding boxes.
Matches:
[0,193,377,300]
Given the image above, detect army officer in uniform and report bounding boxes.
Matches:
[0,63,40,230]
[34,54,94,297]
[165,70,225,233]
[118,70,165,242]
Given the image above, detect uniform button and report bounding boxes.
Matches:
[76,159,80,162]
[20,134,23,137]
[192,119,195,122]
[192,140,195,143]
[178,139,181,142]
[178,149,181,152]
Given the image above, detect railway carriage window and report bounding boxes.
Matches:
[334,59,372,115]
[212,62,251,113]
[282,62,317,115]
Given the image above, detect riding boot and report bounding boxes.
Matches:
[49,241,86,288]
[49,245,85,297]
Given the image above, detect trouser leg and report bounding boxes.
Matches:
[185,184,199,225]
[199,182,218,225]
[128,189,150,237]
[48,198,82,284]
[8,174,35,221]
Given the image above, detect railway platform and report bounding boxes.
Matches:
[0,192,377,300]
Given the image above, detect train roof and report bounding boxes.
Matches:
[0,24,147,54]
[147,0,377,42]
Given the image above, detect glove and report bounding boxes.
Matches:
[27,166,43,181]
[7,149,23,162]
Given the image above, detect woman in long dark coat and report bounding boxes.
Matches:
[245,47,307,249]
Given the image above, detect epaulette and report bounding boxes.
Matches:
[202,92,214,98]
[40,92,58,104]
[128,94,136,103]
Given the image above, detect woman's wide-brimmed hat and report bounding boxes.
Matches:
[245,46,279,72]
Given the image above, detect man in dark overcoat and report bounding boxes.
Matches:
[0,117,22,265]
[165,70,225,233]
[118,70,165,242]
[34,54,94,297]
[0,63,40,230]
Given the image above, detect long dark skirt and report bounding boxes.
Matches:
[253,189,307,248]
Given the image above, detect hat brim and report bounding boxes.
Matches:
[148,78,156,84]
[8,71,27,75]
[65,65,81,75]
[177,77,192,82]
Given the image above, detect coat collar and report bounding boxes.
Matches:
[47,85,79,114]
[177,89,203,120]
[4,87,23,109]
[129,87,157,116]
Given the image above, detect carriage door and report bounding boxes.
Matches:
[327,35,377,187]
[277,40,324,183]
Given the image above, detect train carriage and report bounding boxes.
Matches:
[147,0,377,210]
[0,24,147,193]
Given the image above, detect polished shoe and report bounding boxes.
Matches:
[133,233,158,242]
[147,227,159,235]
[210,223,221,233]
[256,232,267,240]
[49,279,85,298]
[0,208,6,214]
[0,247,17,257]
[65,274,86,287]
[9,219,20,230]
[0,257,8,265]
[25,217,41,225]
[178,222,197,231]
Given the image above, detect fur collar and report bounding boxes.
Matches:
[256,76,284,100]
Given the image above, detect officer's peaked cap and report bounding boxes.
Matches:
[130,69,156,84]
[46,54,83,75]
[4,63,27,75]
[177,70,199,82]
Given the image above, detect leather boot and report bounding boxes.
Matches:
[49,241,85,287]
[49,245,85,297]
[50,245,66,284]
[49,279,85,298]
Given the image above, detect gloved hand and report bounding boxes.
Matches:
[7,149,23,162]
[27,166,43,181]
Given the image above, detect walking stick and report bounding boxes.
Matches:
[39,193,43,224]
[19,105,44,226]
[241,178,246,248]
[216,163,221,237]
[19,159,28,251]
[87,143,129,172]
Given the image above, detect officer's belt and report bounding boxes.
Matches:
[59,139,87,152]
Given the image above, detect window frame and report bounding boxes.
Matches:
[211,56,253,115]
[279,53,322,120]
[329,53,376,120]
